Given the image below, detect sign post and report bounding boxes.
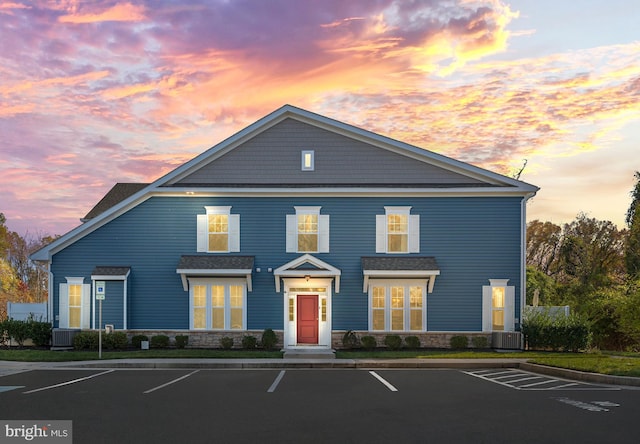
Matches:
[96,282,106,359]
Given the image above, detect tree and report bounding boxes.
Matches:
[557,213,625,297]
[526,220,562,275]
[625,171,640,278]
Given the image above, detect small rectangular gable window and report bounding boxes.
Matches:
[302,150,314,171]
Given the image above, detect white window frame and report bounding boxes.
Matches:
[376,206,420,253]
[482,279,515,332]
[286,206,329,253]
[196,206,240,253]
[58,277,91,329]
[301,150,314,171]
[368,279,427,332]
[188,278,247,330]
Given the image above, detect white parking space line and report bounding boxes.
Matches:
[23,370,114,394]
[369,371,398,392]
[267,370,286,393]
[143,370,199,394]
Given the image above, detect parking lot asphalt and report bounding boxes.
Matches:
[2,356,639,387]
[1,367,639,444]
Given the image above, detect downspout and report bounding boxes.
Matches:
[520,192,536,348]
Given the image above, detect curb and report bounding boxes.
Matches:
[519,362,640,388]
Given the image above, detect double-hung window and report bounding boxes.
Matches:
[286,207,329,253]
[190,279,246,330]
[369,280,426,331]
[196,206,240,253]
[376,207,420,253]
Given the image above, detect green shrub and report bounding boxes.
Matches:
[450,335,469,349]
[261,329,278,350]
[384,334,402,350]
[220,336,234,349]
[404,335,421,349]
[131,334,149,349]
[471,336,489,349]
[360,335,376,351]
[175,335,189,349]
[241,335,257,349]
[6,319,30,347]
[342,330,360,349]
[0,318,8,347]
[150,334,170,349]
[103,331,128,350]
[73,331,99,350]
[522,311,591,352]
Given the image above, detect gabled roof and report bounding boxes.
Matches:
[274,254,341,293]
[31,104,538,261]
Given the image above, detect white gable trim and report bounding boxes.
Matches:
[273,254,341,293]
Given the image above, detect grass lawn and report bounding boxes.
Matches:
[0,348,283,362]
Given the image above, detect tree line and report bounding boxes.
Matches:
[0,213,54,318]
[527,171,640,350]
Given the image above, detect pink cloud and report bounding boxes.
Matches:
[58,2,146,23]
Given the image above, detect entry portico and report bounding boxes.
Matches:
[274,254,341,350]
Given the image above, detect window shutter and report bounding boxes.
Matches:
[59,283,69,328]
[229,214,240,252]
[286,214,297,253]
[504,286,515,332]
[481,285,492,331]
[409,214,420,253]
[318,215,330,253]
[375,215,386,253]
[82,284,91,329]
[196,214,207,252]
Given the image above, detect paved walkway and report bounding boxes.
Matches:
[1,357,639,388]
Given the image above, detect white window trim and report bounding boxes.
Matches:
[368,279,427,332]
[376,206,420,254]
[188,278,247,330]
[196,206,240,253]
[482,279,515,332]
[301,150,314,171]
[59,277,91,329]
[286,207,329,253]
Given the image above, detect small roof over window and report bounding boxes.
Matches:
[176,255,254,291]
[91,266,131,280]
[361,257,440,293]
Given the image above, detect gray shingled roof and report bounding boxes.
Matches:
[82,183,150,221]
[177,255,255,270]
[91,266,131,276]
[361,257,439,271]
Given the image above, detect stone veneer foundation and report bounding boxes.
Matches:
[121,330,500,350]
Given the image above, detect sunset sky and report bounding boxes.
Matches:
[1,0,638,237]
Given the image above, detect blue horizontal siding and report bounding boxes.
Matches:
[51,196,523,331]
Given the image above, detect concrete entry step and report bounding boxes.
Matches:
[283,349,336,359]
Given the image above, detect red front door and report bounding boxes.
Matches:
[297,295,318,344]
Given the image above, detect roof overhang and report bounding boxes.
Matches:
[273,254,341,293]
[176,256,254,291]
[90,266,131,281]
[361,257,440,293]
